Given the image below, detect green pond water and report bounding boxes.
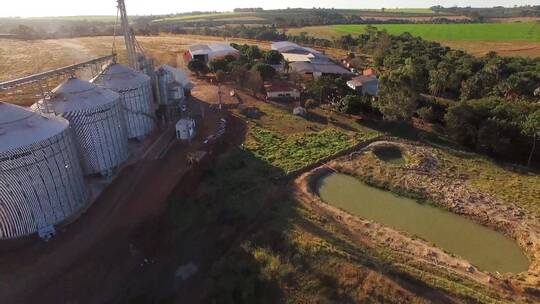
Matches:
[373,146,405,165]
[317,173,529,273]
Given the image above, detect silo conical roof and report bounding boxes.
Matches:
[93,63,150,91]
[0,102,68,154]
[41,77,120,114]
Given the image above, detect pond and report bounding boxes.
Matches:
[317,173,529,273]
[373,146,405,165]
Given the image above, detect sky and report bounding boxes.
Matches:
[0,0,537,17]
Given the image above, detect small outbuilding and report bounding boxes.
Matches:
[176,118,196,141]
[264,80,300,101]
[347,75,379,96]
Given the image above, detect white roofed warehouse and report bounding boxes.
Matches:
[184,44,240,63]
[0,102,88,240]
[92,64,155,140]
[33,77,130,177]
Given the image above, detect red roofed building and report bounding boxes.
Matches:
[363,68,376,77]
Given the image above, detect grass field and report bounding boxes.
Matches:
[333,23,540,41]
[153,12,247,23]
[288,23,540,57]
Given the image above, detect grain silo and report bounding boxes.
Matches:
[92,64,155,140]
[34,77,130,177]
[0,102,87,240]
[156,65,193,122]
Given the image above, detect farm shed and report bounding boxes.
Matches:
[347,75,379,96]
[184,44,240,63]
[264,80,300,100]
[290,61,353,79]
[271,41,326,63]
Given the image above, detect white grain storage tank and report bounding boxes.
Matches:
[0,102,88,240]
[92,64,155,140]
[34,77,130,177]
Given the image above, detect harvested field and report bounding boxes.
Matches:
[441,40,540,58]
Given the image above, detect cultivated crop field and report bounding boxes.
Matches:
[288,23,540,57]
[332,22,540,41]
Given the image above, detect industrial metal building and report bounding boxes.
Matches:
[34,77,130,176]
[0,102,88,240]
[156,65,193,122]
[183,44,240,63]
[92,64,155,140]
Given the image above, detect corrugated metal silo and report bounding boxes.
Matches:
[0,102,88,240]
[92,64,155,140]
[156,65,193,122]
[34,77,130,177]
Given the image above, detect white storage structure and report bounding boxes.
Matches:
[92,64,155,140]
[175,118,196,141]
[0,102,88,240]
[34,77,130,176]
[156,65,193,122]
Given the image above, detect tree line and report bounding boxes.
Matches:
[312,27,540,167]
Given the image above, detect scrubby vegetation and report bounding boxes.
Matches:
[245,127,356,173]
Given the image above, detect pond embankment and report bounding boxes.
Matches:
[295,140,540,297]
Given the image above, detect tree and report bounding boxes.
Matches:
[11,25,38,40]
[304,99,320,109]
[523,110,540,167]
[374,77,418,121]
[209,58,229,73]
[252,63,276,81]
[263,50,284,65]
[416,106,437,123]
[238,44,263,62]
[444,103,480,147]
[187,59,209,77]
[429,66,450,96]
[246,70,263,96]
[215,70,226,83]
[231,65,249,87]
[337,95,373,115]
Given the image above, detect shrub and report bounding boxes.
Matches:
[304,99,320,109]
[417,106,437,123]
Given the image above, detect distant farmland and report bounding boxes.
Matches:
[288,22,540,57]
[333,23,540,41]
[292,22,540,41]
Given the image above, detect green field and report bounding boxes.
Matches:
[332,22,540,41]
[153,12,246,23]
